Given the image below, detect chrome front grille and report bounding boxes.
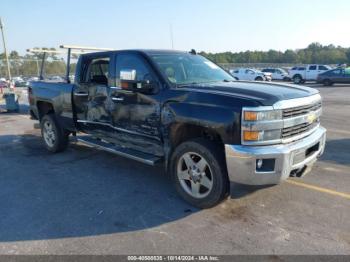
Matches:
[282,120,319,139]
[280,97,322,142]
[283,102,322,118]
[241,94,323,145]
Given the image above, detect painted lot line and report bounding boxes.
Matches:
[286,179,350,200]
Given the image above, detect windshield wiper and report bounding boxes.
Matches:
[177,82,201,87]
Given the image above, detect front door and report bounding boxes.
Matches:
[73,54,113,137]
[109,52,163,156]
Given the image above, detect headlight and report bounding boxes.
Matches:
[243,109,282,121]
[242,107,283,145]
[243,129,282,142]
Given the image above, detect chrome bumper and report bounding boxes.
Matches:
[225,126,326,185]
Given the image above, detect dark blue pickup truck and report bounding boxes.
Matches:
[28,49,326,208]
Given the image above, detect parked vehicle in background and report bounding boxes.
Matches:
[49,75,65,82]
[28,77,40,82]
[336,63,347,68]
[0,81,8,88]
[316,67,350,86]
[261,68,291,81]
[15,80,29,87]
[289,64,331,84]
[28,48,326,208]
[12,76,24,82]
[230,68,272,81]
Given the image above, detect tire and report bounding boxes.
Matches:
[41,114,69,153]
[170,138,229,209]
[255,76,264,81]
[293,75,303,84]
[323,79,333,86]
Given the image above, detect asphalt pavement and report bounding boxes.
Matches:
[0,84,349,255]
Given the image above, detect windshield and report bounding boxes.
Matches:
[149,53,235,85]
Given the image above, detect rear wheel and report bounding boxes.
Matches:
[41,114,69,153]
[170,138,229,208]
[293,75,303,84]
[323,79,333,86]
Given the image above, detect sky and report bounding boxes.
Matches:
[1,0,350,55]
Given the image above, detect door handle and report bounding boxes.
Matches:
[74,92,89,96]
[112,97,124,101]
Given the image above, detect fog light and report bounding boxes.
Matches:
[256,159,263,169]
[256,158,275,172]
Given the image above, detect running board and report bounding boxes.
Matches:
[75,135,162,166]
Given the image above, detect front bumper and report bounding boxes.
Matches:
[225,126,326,185]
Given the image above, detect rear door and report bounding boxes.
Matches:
[330,69,344,83]
[73,53,113,135]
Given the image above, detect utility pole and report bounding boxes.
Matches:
[169,23,174,49]
[0,17,12,81]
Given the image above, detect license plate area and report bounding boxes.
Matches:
[293,141,320,165]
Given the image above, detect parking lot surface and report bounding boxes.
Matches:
[0,84,349,255]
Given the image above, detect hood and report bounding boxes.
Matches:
[179,81,319,106]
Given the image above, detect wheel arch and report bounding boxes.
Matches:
[164,122,225,172]
[37,100,55,120]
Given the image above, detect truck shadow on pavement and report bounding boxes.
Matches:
[320,138,350,166]
[0,133,199,242]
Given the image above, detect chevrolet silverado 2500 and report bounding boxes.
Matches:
[28,48,326,208]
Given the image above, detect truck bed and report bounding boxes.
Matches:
[29,81,76,131]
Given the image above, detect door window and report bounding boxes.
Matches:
[116,53,154,85]
[331,69,342,75]
[309,65,317,70]
[318,65,329,71]
[82,57,110,85]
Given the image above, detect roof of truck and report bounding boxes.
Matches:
[82,49,189,57]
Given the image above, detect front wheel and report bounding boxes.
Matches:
[170,139,229,208]
[41,114,69,153]
[255,76,264,81]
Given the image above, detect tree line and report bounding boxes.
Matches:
[1,43,350,78]
[200,43,350,65]
[0,48,76,78]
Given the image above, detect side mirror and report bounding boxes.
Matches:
[120,69,158,94]
[120,69,136,81]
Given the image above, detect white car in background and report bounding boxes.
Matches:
[229,68,272,81]
[261,68,291,81]
[289,64,331,84]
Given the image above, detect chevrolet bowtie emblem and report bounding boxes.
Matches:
[307,113,317,123]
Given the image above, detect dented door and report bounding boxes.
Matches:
[110,52,163,156]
